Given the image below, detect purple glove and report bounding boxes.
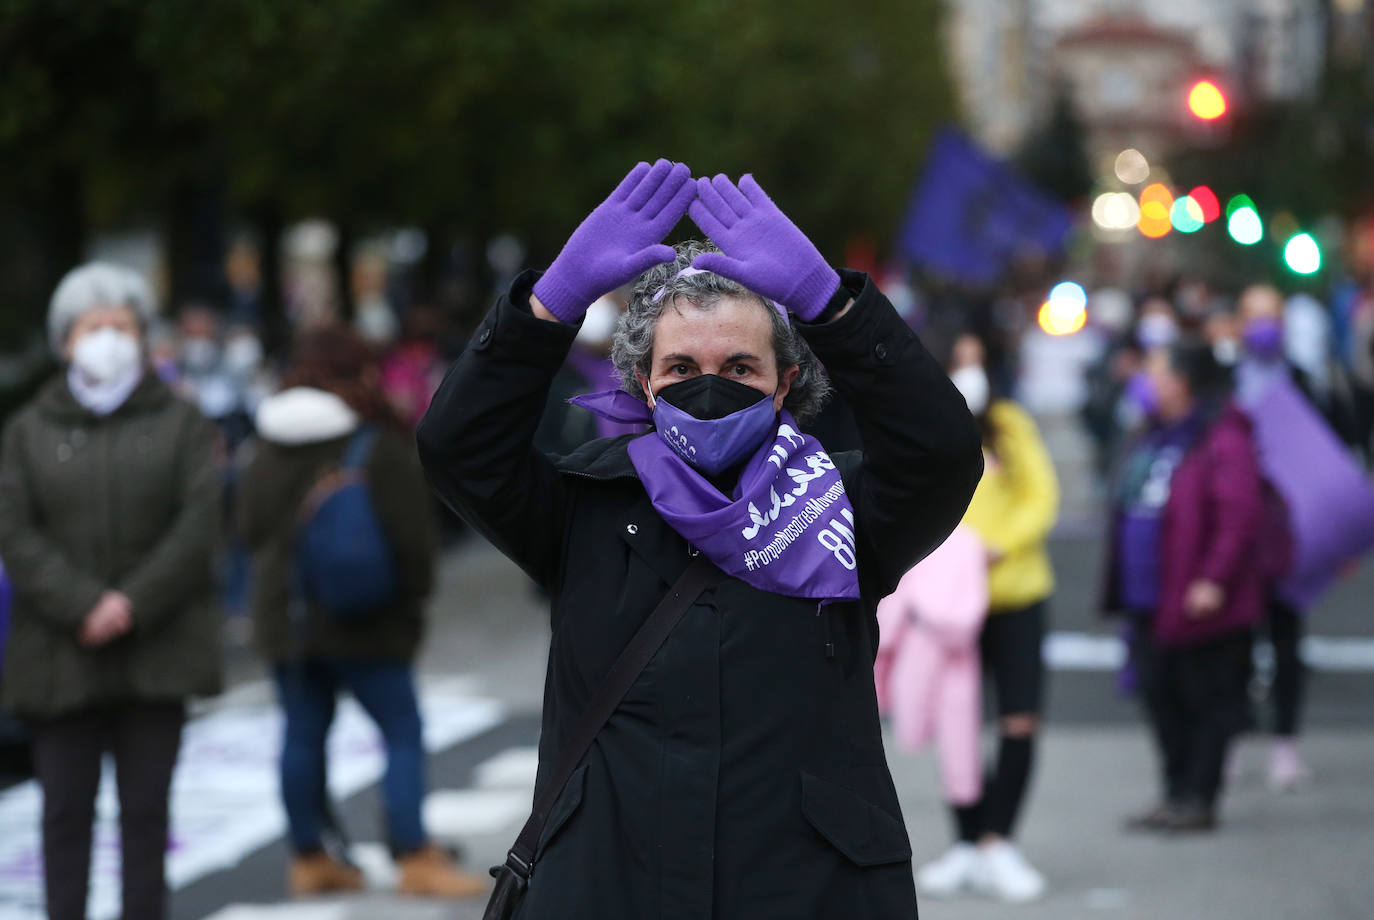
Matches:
[533,159,695,323]
[687,174,839,321]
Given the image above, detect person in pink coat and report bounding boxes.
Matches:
[875,525,989,809]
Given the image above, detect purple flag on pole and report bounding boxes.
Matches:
[898,127,1073,285]
[1237,374,1374,608]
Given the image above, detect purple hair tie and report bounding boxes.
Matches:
[651,266,788,324]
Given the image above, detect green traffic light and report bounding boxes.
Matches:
[1228,206,1263,245]
[1284,233,1321,274]
[1170,197,1204,233]
[1225,194,1255,218]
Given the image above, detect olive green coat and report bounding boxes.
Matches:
[0,374,223,720]
[236,424,437,664]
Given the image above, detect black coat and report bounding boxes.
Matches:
[417,270,982,920]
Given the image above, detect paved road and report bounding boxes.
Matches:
[2,528,1370,920]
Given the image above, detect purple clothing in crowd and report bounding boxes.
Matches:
[1113,418,1201,611]
[1115,516,1162,610]
[1104,404,1266,647]
[562,347,645,440]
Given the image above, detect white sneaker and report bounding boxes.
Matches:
[971,841,1047,903]
[1267,740,1313,792]
[915,843,980,898]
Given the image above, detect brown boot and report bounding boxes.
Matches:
[288,850,365,896]
[396,845,489,898]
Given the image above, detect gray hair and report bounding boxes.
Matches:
[611,240,833,422]
[47,261,156,352]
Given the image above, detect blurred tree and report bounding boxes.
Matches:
[1015,86,1092,206]
[0,0,953,341]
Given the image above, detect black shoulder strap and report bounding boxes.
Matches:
[500,555,721,882]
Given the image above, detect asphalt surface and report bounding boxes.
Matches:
[3,511,1372,919]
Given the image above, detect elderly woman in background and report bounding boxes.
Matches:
[0,262,222,920]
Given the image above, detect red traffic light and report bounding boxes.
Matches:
[1189,185,1221,223]
[1188,80,1227,120]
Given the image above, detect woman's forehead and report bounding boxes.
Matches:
[653,296,775,362]
[77,304,139,325]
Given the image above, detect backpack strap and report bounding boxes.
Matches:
[296,426,377,526]
[341,425,379,471]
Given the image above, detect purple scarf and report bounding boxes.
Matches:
[570,390,861,603]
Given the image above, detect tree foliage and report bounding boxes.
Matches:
[0,0,953,325]
[1015,86,1092,206]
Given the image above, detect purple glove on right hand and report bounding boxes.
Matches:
[687,174,840,322]
[533,159,695,324]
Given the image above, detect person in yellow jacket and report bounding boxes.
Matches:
[916,332,1059,904]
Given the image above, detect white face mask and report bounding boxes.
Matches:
[950,365,990,415]
[72,327,142,383]
[181,337,220,373]
[576,296,620,347]
[224,336,264,375]
[1136,313,1179,349]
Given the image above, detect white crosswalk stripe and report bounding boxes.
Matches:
[0,680,505,920]
[1044,631,1374,672]
[423,790,532,840]
[471,746,539,789]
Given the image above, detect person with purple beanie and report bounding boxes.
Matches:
[417,160,983,918]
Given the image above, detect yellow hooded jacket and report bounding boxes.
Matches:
[961,399,1059,612]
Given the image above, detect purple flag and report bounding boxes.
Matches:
[898,128,1073,285]
[1238,374,1374,608]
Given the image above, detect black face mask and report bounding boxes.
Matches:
[656,374,770,420]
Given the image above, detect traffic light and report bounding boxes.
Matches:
[1187,80,1227,120]
[1226,195,1262,245]
[1188,186,1221,223]
[1283,233,1321,274]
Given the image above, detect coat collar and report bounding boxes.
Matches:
[35,369,173,424]
[552,433,642,481]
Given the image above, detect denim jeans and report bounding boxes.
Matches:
[273,659,427,854]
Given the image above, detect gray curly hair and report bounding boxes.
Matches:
[611,240,832,422]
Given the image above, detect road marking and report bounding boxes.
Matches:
[348,842,399,890]
[1044,632,1374,673]
[471,747,539,789]
[0,681,504,920]
[423,790,531,840]
[201,906,349,920]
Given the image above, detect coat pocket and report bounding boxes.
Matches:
[535,763,589,859]
[799,771,913,867]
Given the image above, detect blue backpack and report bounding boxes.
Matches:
[295,427,399,622]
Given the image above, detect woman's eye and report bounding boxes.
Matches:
[671,364,690,375]
[732,365,750,376]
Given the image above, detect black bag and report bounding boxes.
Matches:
[483,555,721,920]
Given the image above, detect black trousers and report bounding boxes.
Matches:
[1266,598,1305,737]
[951,602,1047,842]
[30,702,185,920]
[1138,629,1251,808]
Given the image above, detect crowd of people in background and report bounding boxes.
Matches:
[872,265,1374,904]
[0,262,479,917]
[1,242,1373,915]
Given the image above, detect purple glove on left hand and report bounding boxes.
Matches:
[687,173,839,321]
[533,159,696,324]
